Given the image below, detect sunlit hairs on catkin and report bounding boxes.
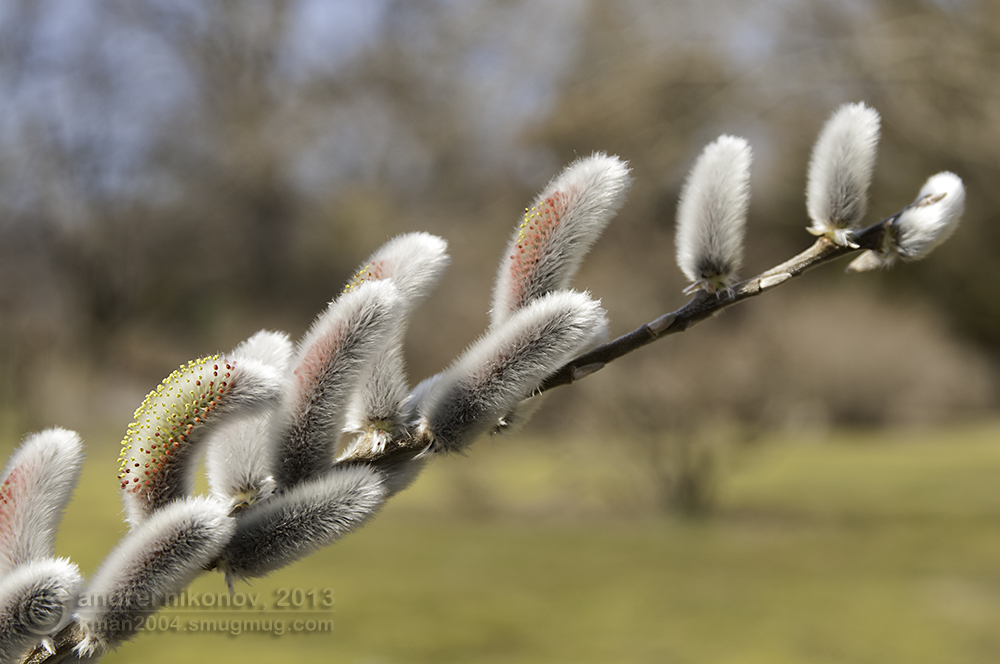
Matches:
[675,135,752,294]
[270,280,402,490]
[0,429,83,575]
[206,331,293,512]
[480,154,627,436]
[0,559,81,663]
[74,497,234,657]
[848,172,966,272]
[338,233,450,458]
[806,102,881,247]
[220,465,385,583]
[491,153,630,327]
[417,290,608,453]
[118,354,283,526]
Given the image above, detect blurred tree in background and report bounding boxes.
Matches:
[0,0,995,441]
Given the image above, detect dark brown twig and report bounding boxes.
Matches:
[538,221,887,392]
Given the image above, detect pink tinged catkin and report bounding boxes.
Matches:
[342,232,450,305]
[74,497,235,657]
[118,354,283,526]
[675,135,752,292]
[339,234,450,453]
[806,102,881,245]
[272,280,402,489]
[418,290,608,452]
[0,558,82,663]
[0,428,83,576]
[848,172,966,272]
[220,465,385,581]
[491,153,631,327]
[205,331,293,511]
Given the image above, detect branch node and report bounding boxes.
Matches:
[571,362,605,382]
[647,312,677,336]
[759,272,793,290]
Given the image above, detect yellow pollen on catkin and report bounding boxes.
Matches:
[117,354,233,495]
[343,261,386,293]
[508,190,569,303]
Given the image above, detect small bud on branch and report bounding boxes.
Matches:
[848,172,966,272]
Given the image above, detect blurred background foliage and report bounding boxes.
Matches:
[0,0,996,442]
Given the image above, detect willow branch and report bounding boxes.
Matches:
[14,220,892,664]
[538,220,888,392]
[335,219,890,472]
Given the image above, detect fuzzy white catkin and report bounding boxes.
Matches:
[343,232,450,304]
[894,172,965,260]
[419,290,607,452]
[231,330,293,374]
[272,280,402,489]
[119,353,283,527]
[0,558,82,663]
[206,416,278,511]
[675,135,752,291]
[206,331,292,510]
[847,172,966,272]
[806,102,881,242]
[340,233,450,452]
[74,497,235,656]
[221,465,385,581]
[491,153,630,327]
[0,428,83,576]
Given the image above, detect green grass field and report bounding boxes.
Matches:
[30,420,1000,663]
